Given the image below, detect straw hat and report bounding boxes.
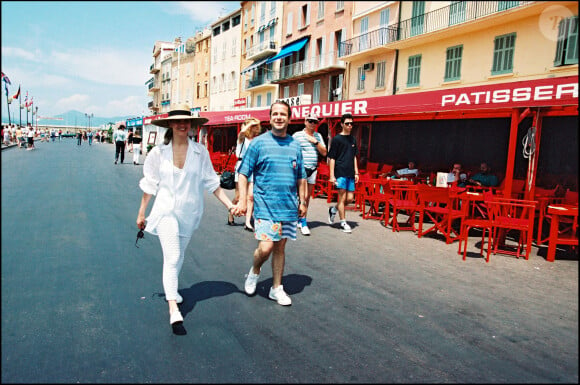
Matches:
[151,104,208,128]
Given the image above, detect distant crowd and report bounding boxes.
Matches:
[1,123,110,149]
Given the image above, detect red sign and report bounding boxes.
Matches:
[234,98,246,107]
[163,76,579,126]
[143,113,168,125]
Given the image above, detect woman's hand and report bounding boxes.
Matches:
[137,214,146,230]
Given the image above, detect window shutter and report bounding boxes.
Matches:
[565,17,578,64]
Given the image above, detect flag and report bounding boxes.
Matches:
[12,85,20,99]
[27,97,34,107]
[1,71,11,85]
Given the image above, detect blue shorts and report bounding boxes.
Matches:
[254,218,297,241]
[336,177,356,192]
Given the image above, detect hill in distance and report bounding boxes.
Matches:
[2,110,136,128]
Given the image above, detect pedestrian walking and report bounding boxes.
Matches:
[26,124,36,150]
[327,113,359,233]
[127,129,134,153]
[136,104,236,327]
[292,113,327,235]
[229,117,262,230]
[87,129,94,145]
[76,130,82,146]
[234,101,307,306]
[113,125,127,164]
[132,133,142,165]
[15,126,23,148]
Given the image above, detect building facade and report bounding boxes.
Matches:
[209,9,243,111]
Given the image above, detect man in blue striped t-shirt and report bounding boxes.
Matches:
[235,101,307,306]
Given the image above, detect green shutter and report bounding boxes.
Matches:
[565,17,578,64]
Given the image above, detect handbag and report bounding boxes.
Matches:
[219,148,236,190]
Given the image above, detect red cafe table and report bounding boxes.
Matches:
[546,204,578,262]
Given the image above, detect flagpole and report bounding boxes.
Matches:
[4,83,11,125]
[19,88,22,128]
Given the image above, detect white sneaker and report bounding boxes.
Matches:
[268,285,292,306]
[340,221,352,233]
[300,225,311,236]
[244,267,260,295]
[328,207,337,224]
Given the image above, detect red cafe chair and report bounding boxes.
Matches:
[416,185,464,244]
[457,191,494,262]
[387,182,419,232]
[488,198,537,260]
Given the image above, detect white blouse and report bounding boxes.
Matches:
[139,138,220,237]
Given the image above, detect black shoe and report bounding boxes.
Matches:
[114,160,117,164]
[227,215,235,226]
[244,225,254,232]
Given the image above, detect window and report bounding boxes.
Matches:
[244,9,248,29]
[232,38,237,56]
[360,17,369,51]
[284,86,290,98]
[270,25,275,41]
[220,74,225,92]
[260,2,266,24]
[213,46,217,63]
[271,1,276,17]
[287,12,293,35]
[222,21,230,32]
[300,4,310,29]
[375,61,386,88]
[411,1,425,37]
[257,94,262,107]
[407,54,421,86]
[204,81,208,97]
[444,45,463,81]
[197,82,201,98]
[317,1,325,20]
[336,1,344,11]
[266,92,272,105]
[222,42,227,61]
[357,66,365,91]
[498,1,519,11]
[231,71,236,90]
[554,16,578,66]
[297,83,304,95]
[213,26,220,36]
[379,9,390,45]
[251,4,255,25]
[449,1,466,25]
[232,15,241,27]
[491,33,516,75]
[313,79,321,103]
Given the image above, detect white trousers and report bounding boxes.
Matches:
[156,215,191,301]
[133,143,141,163]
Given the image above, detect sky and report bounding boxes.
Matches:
[1,1,241,122]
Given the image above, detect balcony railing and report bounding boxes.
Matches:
[340,1,535,56]
[340,26,398,57]
[275,51,345,81]
[149,64,160,73]
[246,40,278,60]
[245,73,275,90]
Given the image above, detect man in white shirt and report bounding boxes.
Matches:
[394,160,419,179]
[113,124,128,164]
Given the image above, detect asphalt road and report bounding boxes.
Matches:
[1,139,578,383]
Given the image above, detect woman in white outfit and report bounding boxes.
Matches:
[132,134,142,165]
[136,104,236,326]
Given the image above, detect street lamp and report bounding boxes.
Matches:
[85,113,93,130]
[35,106,39,130]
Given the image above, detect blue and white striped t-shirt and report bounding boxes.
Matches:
[238,131,306,222]
[292,130,325,169]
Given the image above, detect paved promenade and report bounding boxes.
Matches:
[1,140,578,383]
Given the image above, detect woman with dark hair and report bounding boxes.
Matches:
[136,104,236,328]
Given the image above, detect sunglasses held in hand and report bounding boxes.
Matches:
[135,229,144,248]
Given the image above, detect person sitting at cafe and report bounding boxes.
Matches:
[468,162,499,187]
[393,160,419,179]
[447,162,467,187]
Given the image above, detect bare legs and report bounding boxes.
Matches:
[251,239,287,288]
